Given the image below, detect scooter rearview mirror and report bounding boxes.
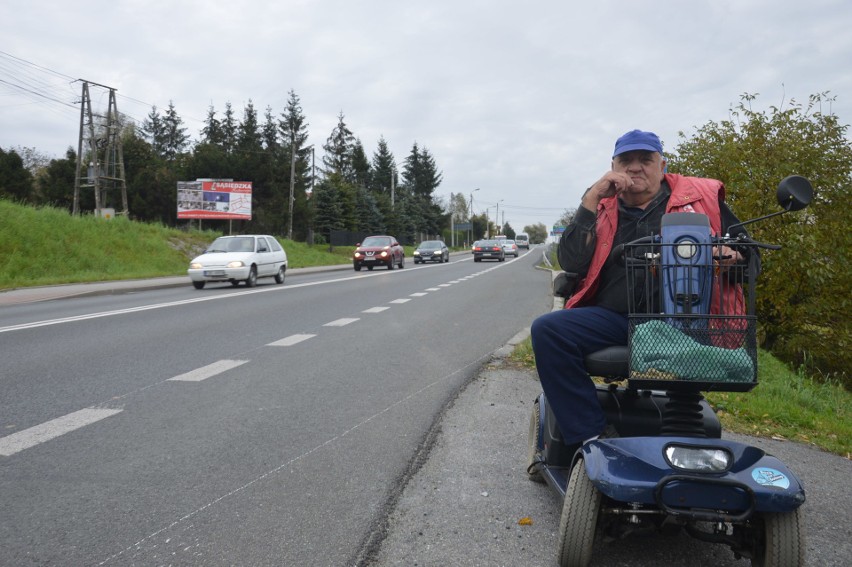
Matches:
[777,175,813,212]
[726,176,813,237]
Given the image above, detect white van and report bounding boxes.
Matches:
[515,233,530,249]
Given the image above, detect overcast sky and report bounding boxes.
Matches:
[3,0,851,233]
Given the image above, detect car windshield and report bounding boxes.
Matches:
[478,240,499,247]
[208,236,254,253]
[418,241,442,249]
[504,240,515,245]
[362,236,391,247]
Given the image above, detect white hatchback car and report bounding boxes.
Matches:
[188,235,287,289]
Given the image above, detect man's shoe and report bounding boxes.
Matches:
[599,424,619,439]
[584,424,619,444]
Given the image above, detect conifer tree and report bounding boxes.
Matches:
[201,105,224,146]
[279,90,312,239]
[370,136,397,197]
[221,102,237,155]
[161,101,190,162]
[322,112,356,181]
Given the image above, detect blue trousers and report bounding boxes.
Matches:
[530,306,628,444]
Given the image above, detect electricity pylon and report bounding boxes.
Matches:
[73,80,128,217]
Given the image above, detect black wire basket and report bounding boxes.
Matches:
[624,241,759,392]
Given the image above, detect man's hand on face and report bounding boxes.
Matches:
[582,172,634,212]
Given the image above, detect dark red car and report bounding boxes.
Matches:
[353,235,405,271]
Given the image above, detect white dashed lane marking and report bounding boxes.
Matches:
[363,307,390,313]
[268,334,316,347]
[324,318,360,327]
[389,299,410,304]
[0,408,123,456]
[168,359,249,382]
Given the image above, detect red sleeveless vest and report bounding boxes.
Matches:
[565,174,745,326]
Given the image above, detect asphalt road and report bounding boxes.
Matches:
[2,251,849,566]
[0,250,552,565]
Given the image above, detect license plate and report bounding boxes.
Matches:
[204,270,225,277]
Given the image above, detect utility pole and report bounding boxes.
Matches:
[73,80,128,217]
[390,166,396,209]
[469,187,479,244]
[288,133,296,241]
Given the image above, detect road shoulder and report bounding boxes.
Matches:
[368,360,852,566]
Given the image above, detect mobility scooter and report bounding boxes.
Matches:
[527,176,813,566]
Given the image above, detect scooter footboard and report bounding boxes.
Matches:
[583,437,805,518]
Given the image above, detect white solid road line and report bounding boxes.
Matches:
[0,407,123,457]
[167,359,249,382]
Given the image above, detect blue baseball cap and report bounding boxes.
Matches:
[612,130,663,157]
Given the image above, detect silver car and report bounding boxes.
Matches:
[188,235,288,289]
[502,239,519,257]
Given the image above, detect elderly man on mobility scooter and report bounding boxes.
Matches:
[527,130,809,567]
[530,129,748,453]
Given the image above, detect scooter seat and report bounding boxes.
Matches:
[586,346,629,379]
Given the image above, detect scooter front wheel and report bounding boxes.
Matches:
[753,508,805,567]
[557,458,601,567]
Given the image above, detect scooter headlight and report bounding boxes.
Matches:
[675,238,699,259]
[664,444,732,472]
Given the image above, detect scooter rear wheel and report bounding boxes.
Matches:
[753,508,805,567]
[526,398,544,483]
[557,457,601,567]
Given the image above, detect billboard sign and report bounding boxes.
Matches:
[177,180,252,220]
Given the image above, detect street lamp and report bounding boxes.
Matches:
[495,199,504,236]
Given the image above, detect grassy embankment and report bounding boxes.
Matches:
[0,200,360,289]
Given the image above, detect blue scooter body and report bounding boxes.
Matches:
[533,391,805,518]
[582,436,805,519]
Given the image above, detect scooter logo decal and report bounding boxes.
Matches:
[751,468,790,489]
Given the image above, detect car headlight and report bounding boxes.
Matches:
[380,251,388,258]
[665,445,731,472]
[414,251,420,256]
[227,261,245,268]
[190,262,203,269]
[354,252,362,258]
[675,238,699,259]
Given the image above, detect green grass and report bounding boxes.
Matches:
[0,200,383,289]
[510,336,851,458]
[708,351,850,457]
